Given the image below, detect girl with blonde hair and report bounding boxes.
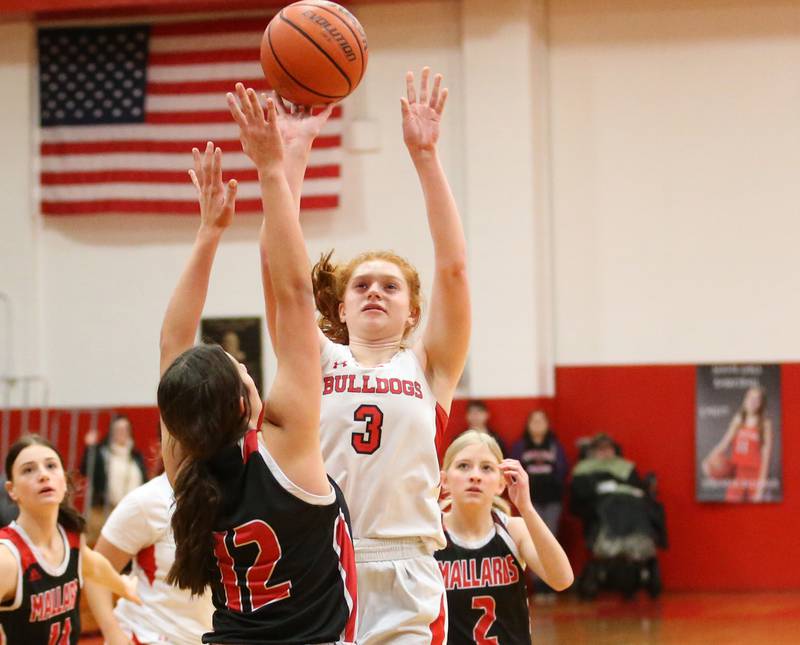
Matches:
[435,430,573,644]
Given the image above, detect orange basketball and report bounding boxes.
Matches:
[260,1,368,106]
[707,453,734,480]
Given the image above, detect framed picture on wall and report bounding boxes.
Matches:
[696,364,782,503]
[200,317,264,397]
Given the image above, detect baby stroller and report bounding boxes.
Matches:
[569,434,667,600]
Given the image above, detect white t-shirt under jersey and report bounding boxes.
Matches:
[101,474,213,645]
[319,338,448,550]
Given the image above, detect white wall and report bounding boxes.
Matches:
[4,1,466,406]
[551,0,800,365]
[0,21,44,406]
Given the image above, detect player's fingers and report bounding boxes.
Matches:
[188,168,200,192]
[236,82,252,118]
[405,71,416,104]
[212,146,222,184]
[247,87,264,122]
[400,97,410,117]
[271,90,290,115]
[226,92,248,128]
[224,178,238,209]
[419,66,430,105]
[436,87,448,115]
[201,141,214,186]
[430,73,442,109]
[265,98,278,126]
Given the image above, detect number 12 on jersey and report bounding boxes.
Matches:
[214,520,292,613]
[352,404,384,454]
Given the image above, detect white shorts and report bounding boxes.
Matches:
[354,538,448,645]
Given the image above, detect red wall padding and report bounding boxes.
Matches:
[554,364,800,591]
[3,365,798,591]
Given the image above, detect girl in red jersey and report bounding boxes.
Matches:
[157,85,356,644]
[436,431,573,645]
[0,435,140,645]
[702,386,774,502]
[260,67,469,643]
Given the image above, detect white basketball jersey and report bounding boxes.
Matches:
[320,338,448,550]
[101,474,213,645]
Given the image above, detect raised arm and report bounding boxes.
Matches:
[501,459,574,591]
[158,142,237,376]
[80,537,141,605]
[227,85,325,488]
[404,68,470,410]
[257,92,335,353]
[84,537,135,645]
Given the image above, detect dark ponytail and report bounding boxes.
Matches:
[157,344,250,596]
[5,434,86,534]
[312,250,349,345]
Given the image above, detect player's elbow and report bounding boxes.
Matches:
[549,568,574,592]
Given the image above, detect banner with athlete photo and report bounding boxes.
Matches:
[696,364,782,503]
[201,317,264,396]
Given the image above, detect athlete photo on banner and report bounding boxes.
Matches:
[696,364,782,503]
[200,317,264,396]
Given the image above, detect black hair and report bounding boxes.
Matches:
[157,344,251,596]
[466,399,488,412]
[5,434,86,534]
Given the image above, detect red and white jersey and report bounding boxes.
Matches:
[101,474,212,645]
[320,338,449,549]
[730,425,762,470]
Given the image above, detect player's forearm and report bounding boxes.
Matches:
[83,548,131,599]
[258,168,312,301]
[410,149,466,273]
[518,504,574,591]
[282,141,313,212]
[84,580,127,639]
[159,227,223,366]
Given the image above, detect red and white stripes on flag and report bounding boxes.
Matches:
[38,16,342,216]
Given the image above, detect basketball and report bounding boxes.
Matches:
[707,452,734,480]
[260,1,369,106]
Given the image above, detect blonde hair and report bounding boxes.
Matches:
[442,430,510,515]
[312,250,422,345]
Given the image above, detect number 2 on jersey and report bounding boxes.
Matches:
[352,404,384,454]
[472,596,500,645]
[214,520,292,613]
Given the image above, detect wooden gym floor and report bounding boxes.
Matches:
[78,591,800,644]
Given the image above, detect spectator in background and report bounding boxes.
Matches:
[466,399,506,455]
[511,410,568,601]
[80,415,148,543]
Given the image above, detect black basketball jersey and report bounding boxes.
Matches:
[0,522,82,645]
[204,428,357,644]
[435,512,531,645]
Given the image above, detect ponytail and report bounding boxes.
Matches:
[167,458,221,596]
[312,250,349,345]
[58,471,86,534]
[158,344,252,596]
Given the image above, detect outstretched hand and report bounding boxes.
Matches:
[120,574,142,605]
[227,82,284,172]
[268,91,336,150]
[188,141,237,230]
[401,67,448,155]
[500,459,533,513]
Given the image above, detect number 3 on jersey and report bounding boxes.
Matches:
[352,404,384,454]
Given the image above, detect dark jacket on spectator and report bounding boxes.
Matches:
[511,431,568,505]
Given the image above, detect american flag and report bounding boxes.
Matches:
[37,15,342,216]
